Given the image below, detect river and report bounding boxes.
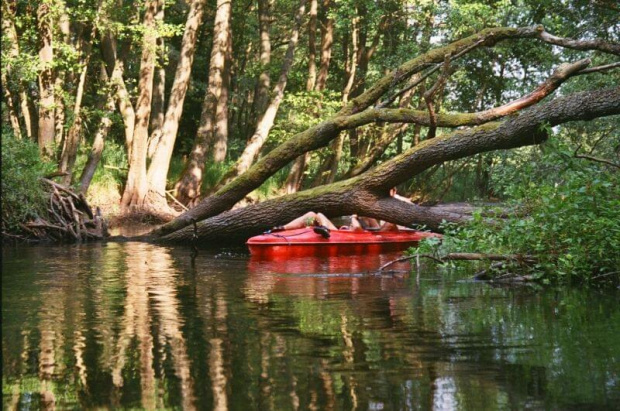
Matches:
[2,242,619,410]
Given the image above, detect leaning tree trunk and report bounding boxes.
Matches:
[174,0,232,205]
[155,87,620,244]
[146,0,207,209]
[121,0,160,210]
[213,0,306,190]
[150,26,619,238]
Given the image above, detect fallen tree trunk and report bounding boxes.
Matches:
[150,86,620,244]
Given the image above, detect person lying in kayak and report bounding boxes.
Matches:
[267,188,413,237]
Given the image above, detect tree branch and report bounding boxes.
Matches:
[342,58,592,130]
[537,27,620,56]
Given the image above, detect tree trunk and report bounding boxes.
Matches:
[1,70,22,138]
[101,32,136,155]
[306,0,318,91]
[1,3,34,139]
[174,0,232,205]
[284,152,309,194]
[150,26,610,238]
[37,2,55,156]
[315,0,333,91]
[79,66,116,194]
[313,16,359,186]
[213,0,306,190]
[60,35,93,185]
[147,1,166,160]
[146,0,207,207]
[251,0,273,133]
[156,87,620,243]
[212,27,232,163]
[121,0,161,210]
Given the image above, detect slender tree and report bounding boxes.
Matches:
[146,0,208,209]
[214,0,306,190]
[174,0,232,205]
[121,0,161,209]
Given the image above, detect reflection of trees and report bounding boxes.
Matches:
[110,242,196,410]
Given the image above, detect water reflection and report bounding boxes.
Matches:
[2,244,619,410]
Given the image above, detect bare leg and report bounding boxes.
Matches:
[282,212,338,230]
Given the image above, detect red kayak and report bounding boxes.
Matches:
[247,227,441,258]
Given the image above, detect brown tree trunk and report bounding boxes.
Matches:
[284,152,309,194]
[37,2,55,156]
[315,0,333,91]
[146,0,207,207]
[214,0,306,190]
[174,0,232,205]
[306,0,318,91]
[121,0,161,210]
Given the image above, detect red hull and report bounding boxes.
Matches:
[246,228,441,258]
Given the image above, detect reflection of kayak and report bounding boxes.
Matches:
[246,228,441,258]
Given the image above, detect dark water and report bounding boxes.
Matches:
[2,242,619,410]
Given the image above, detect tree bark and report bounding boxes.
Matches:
[151,26,612,238]
[213,0,306,190]
[315,0,333,91]
[37,2,55,156]
[146,0,207,207]
[174,0,232,205]
[121,0,161,209]
[212,27,232,163]
[156,87,620,243]
[147,1,166,159]
[250,0,273,135]
[306,0,318,91]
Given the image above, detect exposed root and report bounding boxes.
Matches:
[5,179,110,243]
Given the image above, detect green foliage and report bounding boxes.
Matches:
[1,130,55,233]
[428,137,620,285]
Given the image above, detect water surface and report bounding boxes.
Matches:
[2,242,619,410]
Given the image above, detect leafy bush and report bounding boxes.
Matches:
[1,131,55,233]
[431,139,620,285]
